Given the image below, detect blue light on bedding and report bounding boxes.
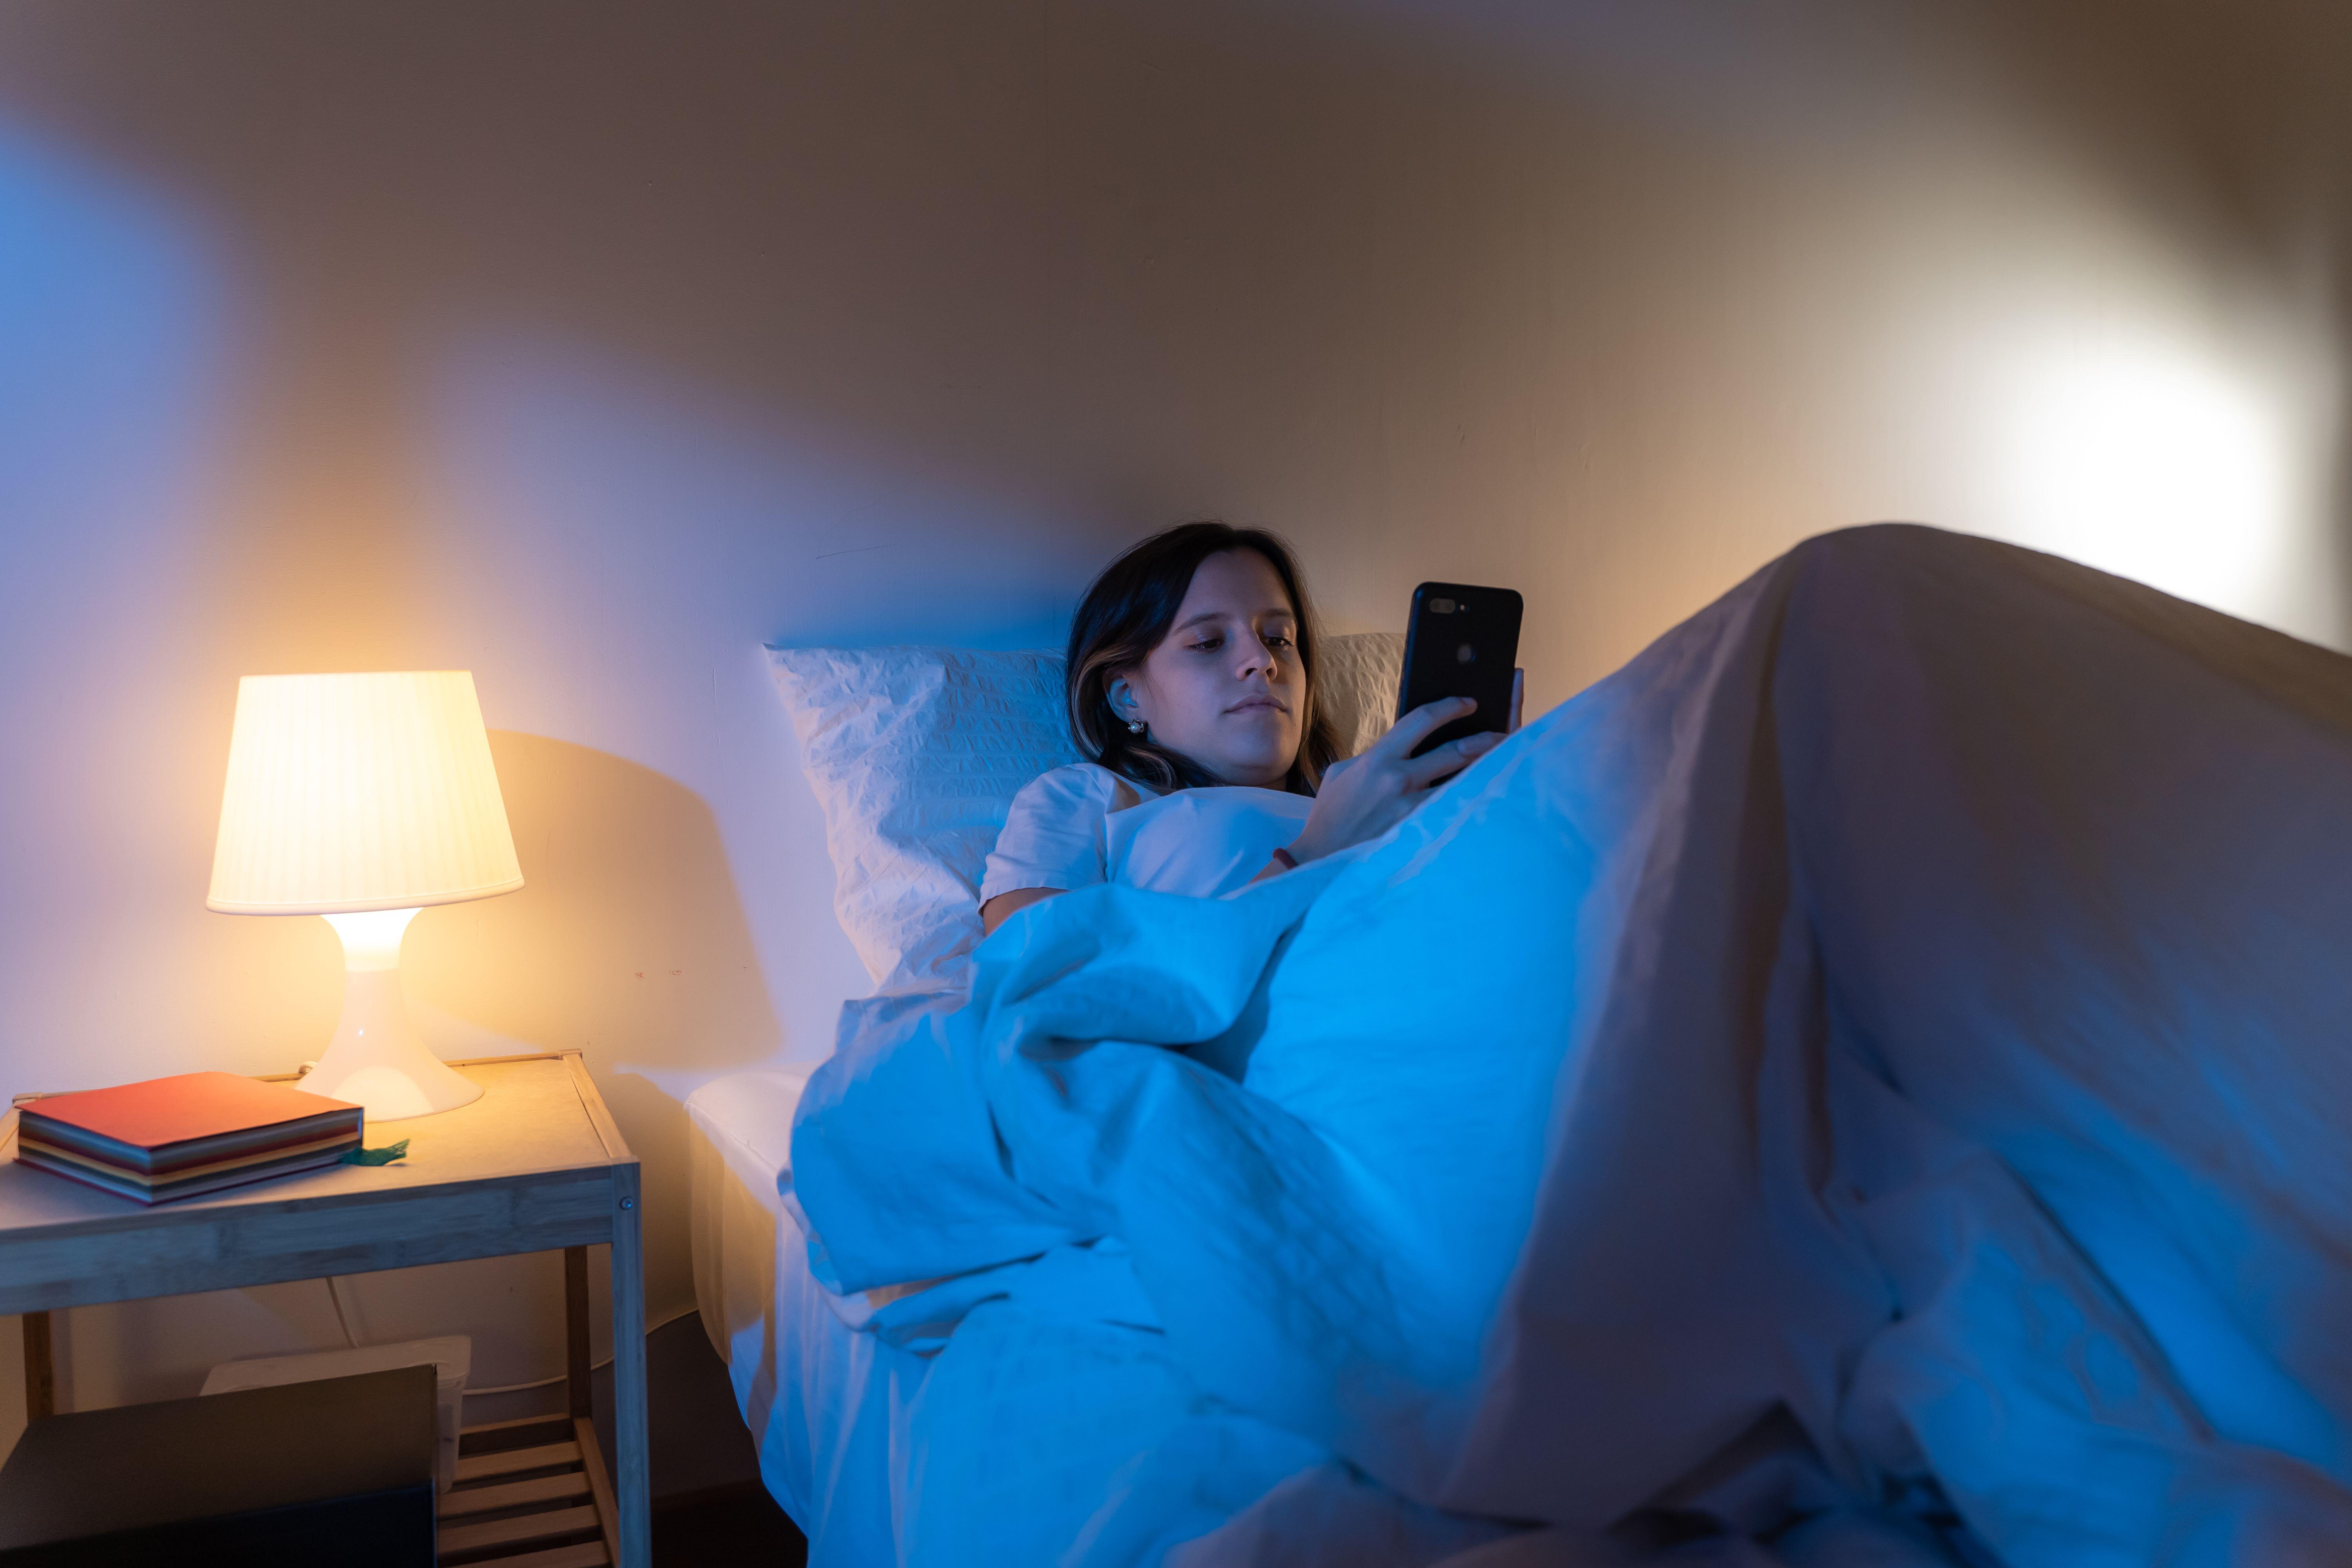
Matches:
[781,524,2352,1567]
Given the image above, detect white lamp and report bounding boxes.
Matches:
[207,671,524,1121]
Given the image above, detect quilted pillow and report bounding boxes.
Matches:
[1316,631,1405,758]
[766,633,1404,990]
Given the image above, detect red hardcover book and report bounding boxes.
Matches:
[17,1072,362,1177]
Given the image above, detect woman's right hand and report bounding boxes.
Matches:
[1286,696,1504,865]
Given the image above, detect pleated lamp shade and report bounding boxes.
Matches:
[207,671,524,915]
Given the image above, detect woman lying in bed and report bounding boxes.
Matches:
[980,522,1521,936]
[798,521,2352,1566]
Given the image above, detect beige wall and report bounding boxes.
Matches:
[1,0,2344,1456]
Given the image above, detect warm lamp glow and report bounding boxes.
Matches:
[208,670,523,914]
[208,671,523,1120]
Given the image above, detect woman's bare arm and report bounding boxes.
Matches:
[981,885,1062,936]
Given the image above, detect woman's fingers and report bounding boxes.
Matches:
[1399,727,1505,789]
[1380,694,1477,757]
[1296,697,1504,862]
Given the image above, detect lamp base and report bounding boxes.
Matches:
[305,909,484,1123]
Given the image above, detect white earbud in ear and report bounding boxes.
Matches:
[1109,675,1147,739]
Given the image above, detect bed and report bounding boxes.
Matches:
[686,633,1407,1562]
[686,1066,916,1558]
[691,532,2352,1565]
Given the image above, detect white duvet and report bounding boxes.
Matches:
[783,525,2352,1566]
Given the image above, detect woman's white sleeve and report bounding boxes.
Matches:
[980,766,1111,902]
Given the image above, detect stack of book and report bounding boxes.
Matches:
[13,1072,363,1204]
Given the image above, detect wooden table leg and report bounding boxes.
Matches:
[21,1311,52,1423]
[567,1243,627,1560]
[608,1164,648,1568]
[564,1246,592,1421]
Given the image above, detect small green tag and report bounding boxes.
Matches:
[339,1140,410,1166]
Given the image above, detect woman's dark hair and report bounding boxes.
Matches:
[1066,521,1340,795]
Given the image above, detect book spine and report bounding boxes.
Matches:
[14,1150,160,1204]
[16,1144,354,1204]
[149,1145,358,1201]
[20,1110,362,1174]
[15,1113,150,1171]
[20,1129,360,1187]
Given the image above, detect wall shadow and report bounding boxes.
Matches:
[401,730,784,1323]
[404,731,782,1074]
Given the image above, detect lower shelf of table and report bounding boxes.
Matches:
[439,1412,623,1568]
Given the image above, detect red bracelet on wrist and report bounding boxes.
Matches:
[1270,846,1299,872]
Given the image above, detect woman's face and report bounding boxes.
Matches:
[1110,549,1304,788]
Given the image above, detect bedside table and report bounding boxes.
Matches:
[0,1050,648,1568]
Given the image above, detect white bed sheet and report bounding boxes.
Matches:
[686,1068,915,1566]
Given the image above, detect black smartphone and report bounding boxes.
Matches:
[1396,581,1524,758]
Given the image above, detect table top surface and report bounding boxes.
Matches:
[0,1053,630,1241]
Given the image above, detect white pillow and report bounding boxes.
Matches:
[766,633,1404,990]
[1316,631,1405,758]
[767,646,1077,988]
